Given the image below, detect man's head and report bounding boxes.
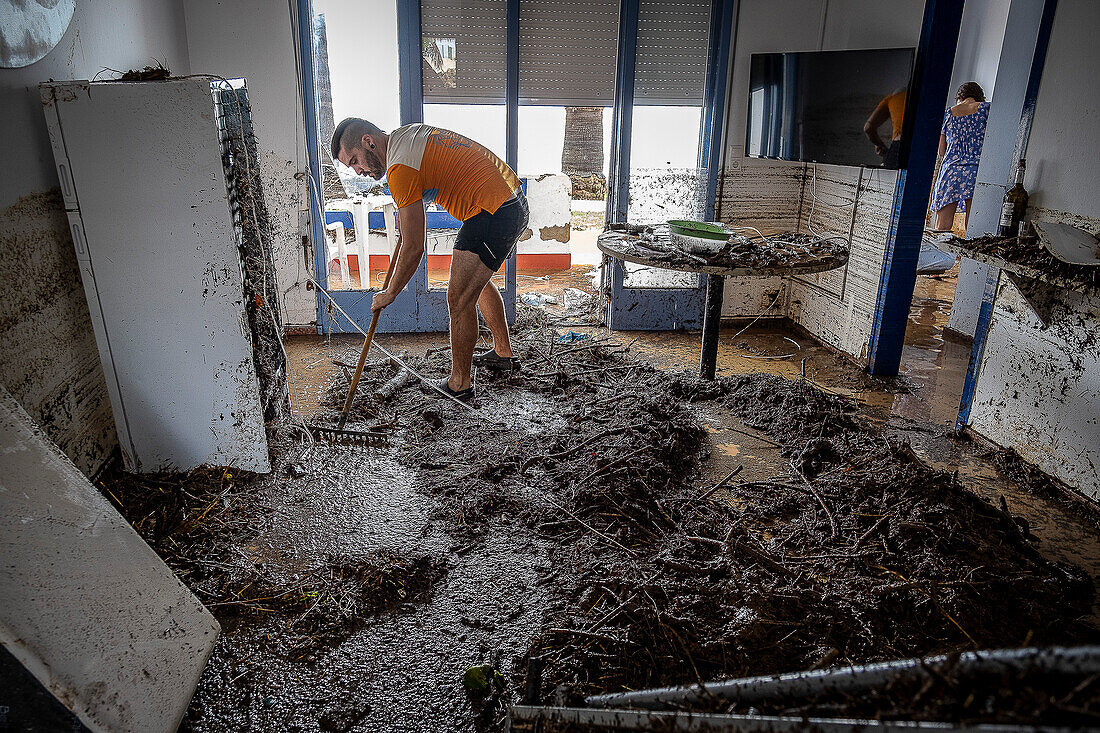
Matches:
[332,117,388,179]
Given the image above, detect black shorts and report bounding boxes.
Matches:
[454,193,530,272]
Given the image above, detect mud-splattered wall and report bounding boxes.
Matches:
[182,0,314,327]
[970,268,1100,503]
[716,159,802,319]
[0,192,118,474]
[967,0,1100,503]
[712,0,921,338]
[0,0,192,476]
[716,161,898,359]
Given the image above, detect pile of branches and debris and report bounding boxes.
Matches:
[519,372,1095,704]
[314,308,1098,727]
[954,234,1100,291]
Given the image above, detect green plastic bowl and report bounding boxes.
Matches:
[668,220,729,241]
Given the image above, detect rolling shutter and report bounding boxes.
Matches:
[420,0,711,107]
[518,0,619,106]
[421,0,507,104]
[634,0,711,106]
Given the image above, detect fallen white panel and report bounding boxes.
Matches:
[0,387,220,733]
[1034,220,1100,266]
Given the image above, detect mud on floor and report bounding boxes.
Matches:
[98,306,1100,731]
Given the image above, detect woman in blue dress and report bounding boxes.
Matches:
[931,82,990,232]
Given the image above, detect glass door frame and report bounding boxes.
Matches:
[298,0,519,334]
[604,0,736,331]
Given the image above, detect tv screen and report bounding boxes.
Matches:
[746,47,915,168]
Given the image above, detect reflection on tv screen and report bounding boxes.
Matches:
[747,47,915,169]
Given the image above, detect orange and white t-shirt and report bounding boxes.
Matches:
[385,124,522,222]
[874,90,907,141]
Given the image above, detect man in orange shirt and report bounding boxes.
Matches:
[864,87,907,169]
[332,118,528,402]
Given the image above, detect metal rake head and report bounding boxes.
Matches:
[308,423,391,448]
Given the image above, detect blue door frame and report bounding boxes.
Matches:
[299,0,517,334]
[866,0,965,376]
[605,0,735,331]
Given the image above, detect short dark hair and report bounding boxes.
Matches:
[331,117,385,161]
[956,82,986,103]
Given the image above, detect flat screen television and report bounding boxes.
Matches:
[746,47,915,168]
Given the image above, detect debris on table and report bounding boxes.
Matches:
[602,223,850,273]
[946,234,1100,292]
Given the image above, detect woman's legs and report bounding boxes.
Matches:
[934,201,958,231]
[962,198,973,232]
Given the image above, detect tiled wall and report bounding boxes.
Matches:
[715,159,899,363]
[715,159,802,321]
[790,165,898,360]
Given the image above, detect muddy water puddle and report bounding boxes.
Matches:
[187,527,553,732]
[254,445,449,563]
[890,423,1100,623]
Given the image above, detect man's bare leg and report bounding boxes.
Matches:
[477,281,514,358]
[447,250,496,391]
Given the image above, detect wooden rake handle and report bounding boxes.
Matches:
[336,233,403,430]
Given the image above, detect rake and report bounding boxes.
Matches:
[307,423,390,447]
[309,229,404,446]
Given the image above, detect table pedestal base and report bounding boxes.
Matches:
[700,274,725,380]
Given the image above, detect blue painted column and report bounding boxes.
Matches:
[608,0,640,224]
[506,0,519,172]
[503,0,520,324]
[867,0,965,376]
[699,0,735,377]
[397,0,424,125]
[700,0,735,222]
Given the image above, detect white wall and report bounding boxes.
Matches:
[1021,0,1100,220]
[969,0,1100,502]
[0,0,193,475]
[949,0,1011,98]
[0,0,192,207]
[182,0,314,326]
[944,0,1011,337]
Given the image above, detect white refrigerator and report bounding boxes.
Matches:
[40,78,272,473]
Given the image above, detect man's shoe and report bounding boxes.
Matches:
[422,378,475,403]
[473,350,521,372]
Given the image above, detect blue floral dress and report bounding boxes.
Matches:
[931,101,990,213]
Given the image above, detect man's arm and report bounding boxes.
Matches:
[864,101,891,156]
[371,201,426,313]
